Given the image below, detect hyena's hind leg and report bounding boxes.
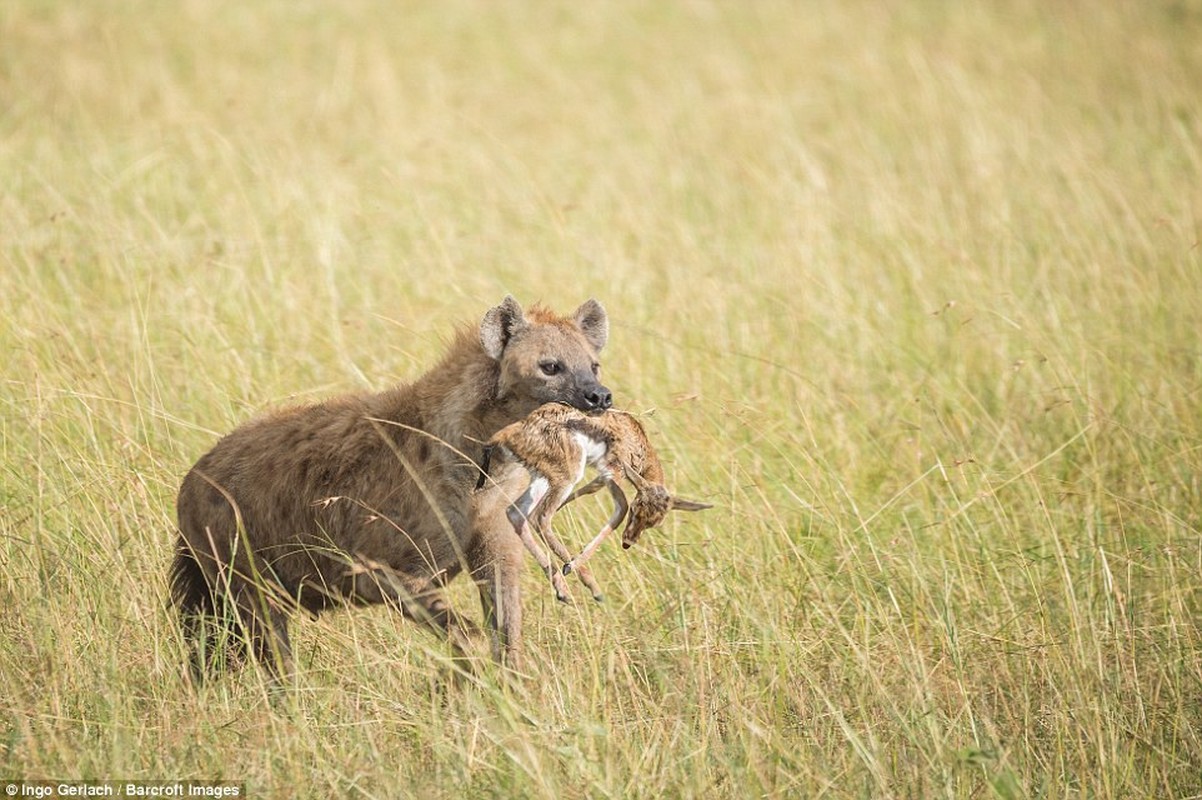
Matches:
[171,548,248,683]
[228,579,294,682]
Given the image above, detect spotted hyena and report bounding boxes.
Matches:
[171,296,612,679]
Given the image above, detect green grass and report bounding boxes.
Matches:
[2,1,1201,797]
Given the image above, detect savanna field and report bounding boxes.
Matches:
[2,1,1201,797]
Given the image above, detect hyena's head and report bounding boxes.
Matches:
[480,296,613,415]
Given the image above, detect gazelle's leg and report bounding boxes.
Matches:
[546,475,611,602]
[537,487,606,602]
[531,482,605,600]
[509,477,572,603]
[567,559,605,603]
[564,480,629,576]
[559,475,608,507]
[528,484,586,603]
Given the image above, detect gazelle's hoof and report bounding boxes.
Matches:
[550,572,572,604]
[562,562,573,575]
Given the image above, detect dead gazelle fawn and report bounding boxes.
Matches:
[476,404,711,602]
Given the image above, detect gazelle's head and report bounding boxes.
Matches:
[621,486,711,549]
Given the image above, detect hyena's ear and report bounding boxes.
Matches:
[573,298,609,352]
[480,295,528,360]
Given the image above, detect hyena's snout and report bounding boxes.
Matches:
[579,382,613,412]
[565,371,612,412]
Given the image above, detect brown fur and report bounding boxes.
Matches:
[171,296,611,680]
[477,404,711,602]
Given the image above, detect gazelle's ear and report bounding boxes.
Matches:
[670,497,712,512]
[480,295,528,360]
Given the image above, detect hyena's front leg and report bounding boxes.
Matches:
[469,470,531,671]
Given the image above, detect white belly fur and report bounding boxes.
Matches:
[526,475,551,508]
[571,430,610,484]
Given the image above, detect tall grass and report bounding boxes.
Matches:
[2,1,1200,797]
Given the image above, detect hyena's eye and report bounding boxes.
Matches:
[591,362,601,377]
[539,360,562,376]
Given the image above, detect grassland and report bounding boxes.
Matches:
[2,1,1201,797]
